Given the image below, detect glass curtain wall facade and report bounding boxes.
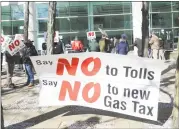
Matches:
[149,2,179,49]
[37,2,132,47]
[1,3,24,35]
[1,2,179,49]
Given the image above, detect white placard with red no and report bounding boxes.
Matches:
[87,31,96,40]
[6,38,25,56]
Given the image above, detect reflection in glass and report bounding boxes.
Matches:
[93,16,110,30]
[56,18,70,32]
[151,2,171,12]
[2,6,11,20]
[12,20,24,34]
[2,21,12,35]
[38,20,47,33]
[69,2,88,16]
[93,2,131,15]
[70,17,88,31]
[11,4,24,20]
[173,13,179,27]
[56,2,69,17]
[37,3,48,18]
[110,15,132,29]
[172,2,179,11]
[151,13,172,28]
[93,2,110,15]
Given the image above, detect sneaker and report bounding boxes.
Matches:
[28,83,34,88]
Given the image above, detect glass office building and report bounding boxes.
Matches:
[1,2,179,50]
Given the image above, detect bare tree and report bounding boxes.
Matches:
[172,39,179,128]
[141,2,149,57]
[24,2,29,42]
[47,2,57,55]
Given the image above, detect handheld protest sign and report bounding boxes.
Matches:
[6,39,25,56]
[87,31,96,40]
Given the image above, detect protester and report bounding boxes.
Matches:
[1,52,3,71]
[52,40,64,55]
[88,38,99,52]
[133,38,142,57]
[71,36,84,53]
[116,34,129,55]
[22,40,38,87]
[4,50,16,88]
[111,36,118,54]
[149,32,160,59]
[99,34,106,52]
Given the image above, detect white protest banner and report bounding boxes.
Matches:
[87,31,96,40]
[30,53,163,121]
[15,34,24,40]
[44,31,59,42]
[6,39,25,56]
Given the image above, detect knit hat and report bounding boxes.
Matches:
[121,34,127,39]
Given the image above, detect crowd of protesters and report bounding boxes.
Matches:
[1,31,166,88]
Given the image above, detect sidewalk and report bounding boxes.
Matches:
[1,61,176,129]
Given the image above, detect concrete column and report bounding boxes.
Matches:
[132,2,142,41]
[28,2,38,50]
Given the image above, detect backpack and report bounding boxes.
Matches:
[53,42,64,54]
[99,39,105,52]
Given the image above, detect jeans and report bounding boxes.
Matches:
[25,64,34,83]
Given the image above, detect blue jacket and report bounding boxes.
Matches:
[116,41,128,55]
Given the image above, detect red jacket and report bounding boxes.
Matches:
[71,40,83,51]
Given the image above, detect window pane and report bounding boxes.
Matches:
[11,4,24,20]
[172,2,179,11]
[110,15,132,29]
[151,2,171,12]
[110,2,132,14]
[38,20,47,33]
[70,17,88,31]
[37,3,48,18]
[2,5,11,20]
[151,13,172,28]
[56,2,69,17]
[2,21,12,35]
[93,2,110,15]
[173,12,179,27]
[56,18,70,32]
[12,20,24,34]
[94,16,110,30]
[69,2,88,16]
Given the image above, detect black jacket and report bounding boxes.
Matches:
[52,41,64,54]
[22,43,38,64]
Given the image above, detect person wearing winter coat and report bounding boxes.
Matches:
[21,40,38,87]
[149,32,160,59]
[133,38,142,57]
[116,34,129,55]
[88,38,99,52]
